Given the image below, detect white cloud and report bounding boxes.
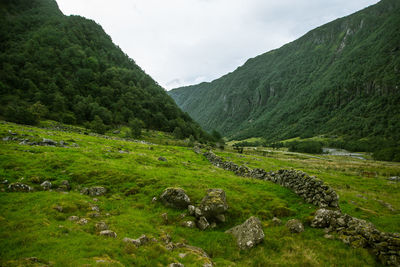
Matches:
[56,0,379,89]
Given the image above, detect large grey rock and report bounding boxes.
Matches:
[286,219,304,233]
[226,216,265,250]
[8,182,33,192]
[311,208,342,228]
[160,188,191,209]
[199,189,228,221]
[81,186,107,196]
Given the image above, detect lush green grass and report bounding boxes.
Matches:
[0,121,392,266]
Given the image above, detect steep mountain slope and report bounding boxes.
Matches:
[169,0,400,144]
[0,0,207,140]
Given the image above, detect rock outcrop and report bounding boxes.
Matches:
[311,209,400,266]
[160,188,191,209]
[225,216,265,250]
[204,151,339,208]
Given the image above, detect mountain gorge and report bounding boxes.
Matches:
[0,0,207,140]
[169,0,400,147]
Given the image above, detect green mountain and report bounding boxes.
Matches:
[169,0,400,147]
[0,0,208,140]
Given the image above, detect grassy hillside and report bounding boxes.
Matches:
[1,121,399,266]
[169,0,400,151]
[0,0,207,140]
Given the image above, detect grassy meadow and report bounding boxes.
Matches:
[1,121,398,266]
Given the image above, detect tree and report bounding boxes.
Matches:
[129,118,144,138]
[90,115,106,134]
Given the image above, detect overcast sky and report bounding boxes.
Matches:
[56,0,379,90]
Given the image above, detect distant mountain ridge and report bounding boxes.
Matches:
[169,0,400,144]
[0,0,208,140]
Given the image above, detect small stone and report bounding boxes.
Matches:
[152,197,157,203]
[158,156,167,161]
[77,218,89,225]
[179,253,186,258]
[181,221,196,228]
[95,221,108,231]
[188,205,195,215]
[272,217,282,226]
[53,205,63,212]
[286,219,304,233]
[161,213,169,224]
[40,181,52,190]
[99,230,117,238]
[68,216,79,221]
[197,217,210,230]
[91,206,100,212]
[324,234,334,239]
[93,198,98,202]
[123,237,140,246]
[168,263,184,267]
[138,234,149,245]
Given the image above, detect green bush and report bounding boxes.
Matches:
[287,140,322,154]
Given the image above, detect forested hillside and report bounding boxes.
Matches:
[0,0,208,140]
[169,0,400,153]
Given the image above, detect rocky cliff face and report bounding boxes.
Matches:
[169,0,400,142]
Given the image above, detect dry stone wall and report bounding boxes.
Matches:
[203,151,339,208]
[203,150,399,266]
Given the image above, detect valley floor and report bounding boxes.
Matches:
[0,121,398,266]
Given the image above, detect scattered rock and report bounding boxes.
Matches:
[181,221,196,228]
[123,234,148,247]
[41,138,57,146]
[160,188,191,209]
[53,205,63,212]
[388,176,400,182]
[8,182,33,192]
[58,180,71,191]
[68,216,79,221]
[188,205,195,215]
[324,234,334,239]
[168,263,184,267]
[123,237,141,246]
[158,156,167,162]
[286,219,304,233]
[152,197,157,203]
[40,180,52,190]
[226,216,265,250]
[77,218,89,225]
[161,213,169,224]
[197,217,210,230]
[95,221,108,231]
[81,186,107,196]
[99,230,117,238]
[272,217,282,226]
[91,205,100,212]
[1,179,8,184]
